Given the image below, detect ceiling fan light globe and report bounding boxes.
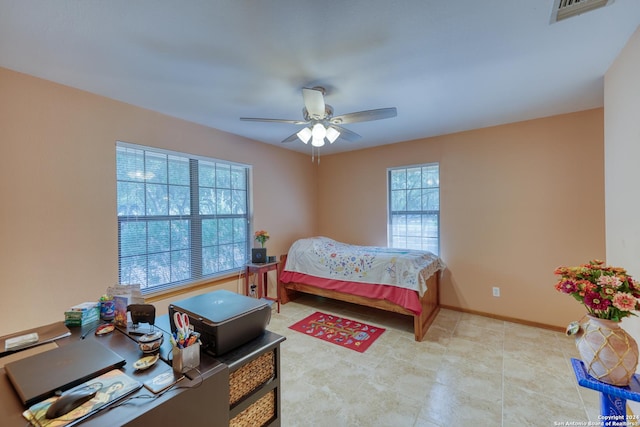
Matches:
[311,123,326,140]
[326,127,340,143]
[297,127,312,144]
[311,136,325,147]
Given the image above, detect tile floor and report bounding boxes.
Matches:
[266,294,603,427]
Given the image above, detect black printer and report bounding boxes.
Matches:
[168,290,271,356]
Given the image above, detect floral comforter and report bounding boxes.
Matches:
[284,237,444,296]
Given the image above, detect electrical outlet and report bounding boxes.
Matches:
[492,287,500,297]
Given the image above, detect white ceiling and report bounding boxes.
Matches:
[1,1,639,155]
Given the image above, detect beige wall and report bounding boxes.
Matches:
[605,26,640,386]
[0,63,609,335]
[0,67,316,335]
[317,109,605,328]
[605,26,640,281]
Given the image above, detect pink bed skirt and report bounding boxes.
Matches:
[279,270,422,315]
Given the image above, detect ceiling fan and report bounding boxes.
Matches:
[240,87,397,149]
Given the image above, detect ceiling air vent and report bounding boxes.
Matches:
[550,0,615,23]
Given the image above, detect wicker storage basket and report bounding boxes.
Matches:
[230,389,275,427]
[229,350,275,405]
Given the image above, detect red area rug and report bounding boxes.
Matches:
[289,311,385,353]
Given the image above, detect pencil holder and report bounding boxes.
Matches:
[172,342,200,373]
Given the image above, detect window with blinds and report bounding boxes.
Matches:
[116,142,251,293]
[388,163,440,255]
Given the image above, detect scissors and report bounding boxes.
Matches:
[173,312,190,340]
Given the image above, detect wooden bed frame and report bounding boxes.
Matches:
[277,254,440,341]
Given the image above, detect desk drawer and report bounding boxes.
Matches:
[229,350,275,405]
[230,389,275,427]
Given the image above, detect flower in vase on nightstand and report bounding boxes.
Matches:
[254,230,270,248]
[555,259,640,385]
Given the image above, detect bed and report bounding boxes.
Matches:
[277,237,444,341]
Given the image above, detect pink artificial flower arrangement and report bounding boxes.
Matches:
[254,230,270,247]
[554,259,640,321]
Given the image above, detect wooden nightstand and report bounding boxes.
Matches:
[245,261,280,313]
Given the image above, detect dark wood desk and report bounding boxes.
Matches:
[1,318,285,426]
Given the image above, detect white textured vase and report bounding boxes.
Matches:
[576,315,639,386]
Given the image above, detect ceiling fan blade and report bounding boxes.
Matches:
[302,87,326,119]
[281,131,302,143]
[240,117,307,125]
[330,107,397,125]
[331,125,361,142]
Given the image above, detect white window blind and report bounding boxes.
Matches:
[388,163,440,255]
[116,142,251,293]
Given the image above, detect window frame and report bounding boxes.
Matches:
[387,162,440,255]
[116,141,253,294]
